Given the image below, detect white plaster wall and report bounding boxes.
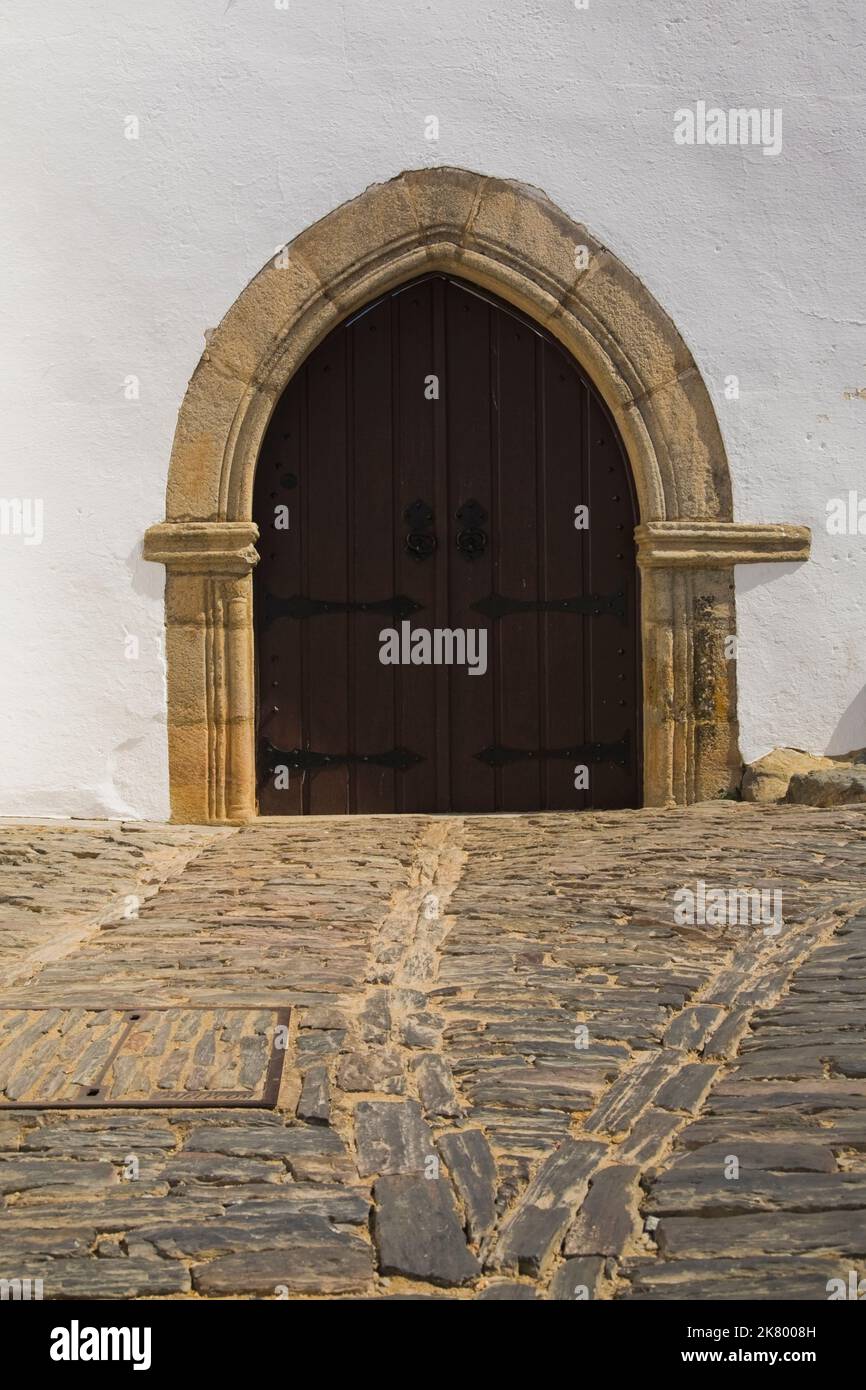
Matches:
[0,0,863,818]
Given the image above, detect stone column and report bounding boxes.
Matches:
[143,522,259,823]
[637,521,811,807]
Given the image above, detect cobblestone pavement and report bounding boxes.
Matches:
[0,805,864,1300]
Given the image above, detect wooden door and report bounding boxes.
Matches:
[254,273,640,814]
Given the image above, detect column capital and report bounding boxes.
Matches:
[143,521,260,575]
[635,520,811,569]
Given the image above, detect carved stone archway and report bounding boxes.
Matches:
[144,168,810,822]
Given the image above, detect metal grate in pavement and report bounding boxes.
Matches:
[0,1006,290,1109]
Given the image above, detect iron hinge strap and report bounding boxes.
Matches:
[475,732,630,768]
[472,591,626,620]
[263,593,422,625]
[261,741,425,775]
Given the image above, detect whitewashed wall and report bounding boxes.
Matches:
[1,0,863,818]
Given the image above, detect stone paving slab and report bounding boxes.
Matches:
[0,822,227,988]
[0,805,864,1300]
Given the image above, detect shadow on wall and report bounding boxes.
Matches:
[736,562,865,758]
[828,685,866,757]
[735,560,801,596]
[127,540,165,603]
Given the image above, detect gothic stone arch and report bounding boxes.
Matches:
[144,167,810,822]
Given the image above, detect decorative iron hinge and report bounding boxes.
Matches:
[261,741,425,774]
[263,593,422,625]
[472,591,626,620]
[475,732,630,769]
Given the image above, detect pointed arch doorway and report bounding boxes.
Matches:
[143,168,810,822]
[254,272,641,814]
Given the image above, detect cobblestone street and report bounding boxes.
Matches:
[1,805,865,1300]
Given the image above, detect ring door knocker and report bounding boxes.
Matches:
[456,499,488,559]
[404,498,437,560]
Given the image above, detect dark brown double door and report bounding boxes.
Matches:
[254,273,640,815]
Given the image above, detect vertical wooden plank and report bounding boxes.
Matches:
[348,296,398,813]
[585,391,641,808]
[444,279,496,811]
[305,329,349,813]
[254,384,304,814]
[538,341,587,810]
[495,309,542,811]
[431,277,451,812]
[392,278,439,812]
